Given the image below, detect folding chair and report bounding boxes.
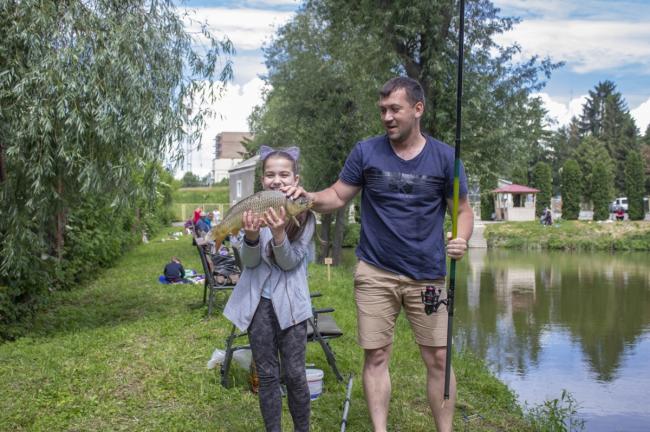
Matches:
[192,225,239,317]
[220,292,344,387]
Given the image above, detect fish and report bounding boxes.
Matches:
[207,190,313,248]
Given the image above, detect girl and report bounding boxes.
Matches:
[223,146,315,432]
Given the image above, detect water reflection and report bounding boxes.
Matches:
[455,249,650,430]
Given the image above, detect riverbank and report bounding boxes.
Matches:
[0,228,534,431]
[485,220,650,250]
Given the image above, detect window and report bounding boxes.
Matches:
[236,179,242,198]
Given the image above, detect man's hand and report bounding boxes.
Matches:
[281,185,313,201]
[242,210,262,242]
[264,206,287,246]
[446,232,468,260]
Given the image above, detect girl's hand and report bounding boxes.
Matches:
[264,206,287,245]
[242,210,261,242]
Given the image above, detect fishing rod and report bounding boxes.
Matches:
[444,0,466,401]
[421,0,465,402]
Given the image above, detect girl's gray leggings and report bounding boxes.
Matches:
[249,298,310,432]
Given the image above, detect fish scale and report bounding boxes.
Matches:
[207,190,312,248]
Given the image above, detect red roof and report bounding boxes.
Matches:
[492,184,540,193]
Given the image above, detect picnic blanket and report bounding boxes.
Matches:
[158,269,204,285]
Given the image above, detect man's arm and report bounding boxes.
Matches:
[446,196,474,260]
[283,180,361,214]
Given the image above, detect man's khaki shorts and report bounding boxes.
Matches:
[354,260,448,349]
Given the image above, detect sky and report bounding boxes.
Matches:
[177,0,650,177]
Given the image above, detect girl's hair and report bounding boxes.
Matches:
[261,150,313,257]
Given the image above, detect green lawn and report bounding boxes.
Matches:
[0,228,531,431]
[485,219,650,250]
[171,187,230,221]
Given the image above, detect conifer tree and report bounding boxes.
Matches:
[561,159,582,220]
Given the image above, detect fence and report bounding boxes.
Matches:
[172,203,230,222]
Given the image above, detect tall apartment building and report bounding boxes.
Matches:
[212,132,253,183]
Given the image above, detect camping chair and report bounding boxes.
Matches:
[192,225,239,317]
[220,292,344,387]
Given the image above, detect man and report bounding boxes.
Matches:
[284,76,473,432]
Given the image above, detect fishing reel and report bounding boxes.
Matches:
[421,285,447,315]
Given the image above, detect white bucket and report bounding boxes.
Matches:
[305,368,324,400]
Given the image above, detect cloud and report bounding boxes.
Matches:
[494,0,650,21]
[494,19,650,73]
[181,7,294,51]
[631,98,650,133]
[176,78,267,178]
[536,93,650,133]
[534,93,586,128]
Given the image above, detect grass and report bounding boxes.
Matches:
[171,187,230,221]
[0,228,531,431]
[485,219,650,251]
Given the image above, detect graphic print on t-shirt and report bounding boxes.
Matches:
[364,167,445,201]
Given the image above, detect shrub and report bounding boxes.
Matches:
[561,159,582,220]
[625,151,646,220]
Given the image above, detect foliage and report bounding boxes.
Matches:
[625,151,646,220]
[577,81,639,193]
[181,171,202,187]
[511,165,528,186]
[573,136,613,203]
[316,0,560,183]
[560,159,582,220]
[532,161,553,217]
[172,186,230,204]
[480,172,497,221]
[0,0,232,335]
[525,390,585,432]
[591,159,613,220]
[342,223,361,248]
[0,229,533,431]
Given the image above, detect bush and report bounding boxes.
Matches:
[343,223,360,248]
[591,160,613,220]
[625,151,646,220]
[532,161,553,217]
[561,159,582,220]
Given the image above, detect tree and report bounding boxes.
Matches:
[625,151,645,220]
[573,136,614,204]
[578,81,639,193]
[643,124,650,195]
[511,166,528,186]
[319,0,560,183]
[560,159,582,220]
[531,162,552,217]
[591,160,613,220]
[480,172,497,221]
[0,0,232,336]
[181,172,202,188]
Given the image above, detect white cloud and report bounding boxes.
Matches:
[494,19,650,73]
[181,7,294,51]
[536,93,650,133]
[176,78,267,178]
[534,93,586,129]
[631,98,650,133]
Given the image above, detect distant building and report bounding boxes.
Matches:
[492,183,540,221]
[212,132,253,183]
[228,155,259,205]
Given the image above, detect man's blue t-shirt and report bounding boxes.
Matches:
[339,134,468,280]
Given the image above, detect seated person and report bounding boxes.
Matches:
[615,206,625,221]
[164,257,186,283]
[195,212,211,236]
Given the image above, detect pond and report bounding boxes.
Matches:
[453,249,650,431]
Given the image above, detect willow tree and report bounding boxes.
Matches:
[0,0,232,335]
